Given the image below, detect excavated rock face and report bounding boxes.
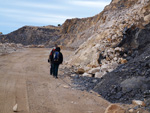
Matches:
[67,0,150,68]
[67,0,150,106]
[61,14,102,34]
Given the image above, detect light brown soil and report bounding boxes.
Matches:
[0,48,110,113]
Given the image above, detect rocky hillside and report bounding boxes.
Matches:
[67,0,150,67]
[70,22,150,111]
[0,25,61,47]
[66,0,150,107]
[0,5,106,49]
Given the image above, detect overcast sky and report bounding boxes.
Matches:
[0,0,111,34]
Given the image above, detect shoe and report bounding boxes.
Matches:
[55,76,58,79]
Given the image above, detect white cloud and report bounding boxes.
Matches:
[0,8,74,25]
[0,7,74,19]
[69,0,110,8]
[10,1,68,10]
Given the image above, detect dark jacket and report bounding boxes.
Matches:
[50,47,63,64]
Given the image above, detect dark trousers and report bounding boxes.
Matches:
[50,64,53,75]
[52,63,59,77]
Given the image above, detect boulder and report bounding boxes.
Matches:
[110,62,119,69]
[76,68,85,74]
[101,64,109,72]
[128,108,134,113]
[87,64,97,68]
[95,72,104,78]
[104,104,125,113]
[83,66,91,72]
[107,48,114,53]
[113,57,118,61]
[120,58,128,64]
[82,73,92,77]
[115,47,122,52]
[132,100,146,107]
[13,104,18,112]
[63,85,70,89]
[144,14,150,23]
[108,69,113,72]
[71,74,77,77]
[120,77,147,92]
[88,67,100,74]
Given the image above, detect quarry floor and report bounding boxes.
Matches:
[0,48,110,113]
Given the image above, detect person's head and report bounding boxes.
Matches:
[55,47,60,52]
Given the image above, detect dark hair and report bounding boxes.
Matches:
[55,47,60,52]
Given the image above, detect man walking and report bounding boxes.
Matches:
[50,47,63,78]
[48,44,58,75]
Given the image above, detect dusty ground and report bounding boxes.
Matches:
[0,48,110,113]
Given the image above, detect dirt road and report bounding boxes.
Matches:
[0,48,110,113]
